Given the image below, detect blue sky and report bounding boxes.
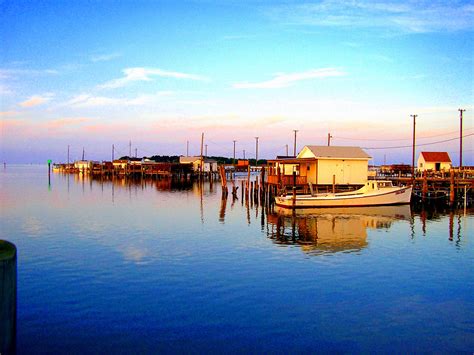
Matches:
[1,0,473,164]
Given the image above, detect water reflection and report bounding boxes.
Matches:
[267,206,412,256]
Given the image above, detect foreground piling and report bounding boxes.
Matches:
[0,240,16,355]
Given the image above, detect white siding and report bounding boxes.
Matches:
[317,159,368,185]
[298,146,315,158]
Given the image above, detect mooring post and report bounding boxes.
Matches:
[0,240,16,355]
[450,168,455,206]
[292,170,297,208]
[422,171,428,201]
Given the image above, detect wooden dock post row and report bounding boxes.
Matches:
[53,161,473,207]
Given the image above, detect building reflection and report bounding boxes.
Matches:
[266,206,411,256]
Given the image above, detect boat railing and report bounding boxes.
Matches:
[267,175,307,186]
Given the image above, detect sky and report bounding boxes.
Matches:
[1,0,473,165]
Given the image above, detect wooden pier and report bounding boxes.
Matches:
[53,160,473,207]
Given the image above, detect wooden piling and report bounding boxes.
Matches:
[0,240,16,355]
[292,171,297,208]
[450,168,455,206]
[422,171,428,201]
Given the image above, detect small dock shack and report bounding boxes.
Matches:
[417,152,452,173]
[179,156,218,173]
[267,146,371,192]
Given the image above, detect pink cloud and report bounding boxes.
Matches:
[19,94,52,107]
[46,117,91,129]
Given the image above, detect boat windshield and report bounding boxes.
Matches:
[377,181,393,188]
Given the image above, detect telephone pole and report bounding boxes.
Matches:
[255,137,259,166]
[233,140,236,165]
[459,108,466,168]
[200,133,204,173]
[411,114,418,178]
[293,130,298,156]
[327,133,333,146]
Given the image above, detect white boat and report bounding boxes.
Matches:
[275,180,412,208]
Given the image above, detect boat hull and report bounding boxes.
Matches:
[275,186,413,208]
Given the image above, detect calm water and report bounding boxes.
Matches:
[1,165,473,353]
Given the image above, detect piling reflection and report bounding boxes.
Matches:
[267,206,411,256]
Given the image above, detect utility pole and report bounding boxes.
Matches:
[233,140,236,165]
[200,133,204,174]
[67,145,70,164]
[327,133,333,146]
[255,137,259,166]
[286,144,288,156]
[459,108,466,168]
[411,114,418,179]
[129,140,131,158]
[186,141,189,157]
[293,130,298,156]
[205,144,208,157]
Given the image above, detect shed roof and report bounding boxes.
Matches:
[299,146,371,160]
[420,152,451,163]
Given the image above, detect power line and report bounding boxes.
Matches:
[335,127,474,141]
[362,133,474,150]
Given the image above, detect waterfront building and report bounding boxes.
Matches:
[417,152,452,172]
[179,156,218,172]
[268,146,371,187]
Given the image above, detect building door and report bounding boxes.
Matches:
[435,162,441,171]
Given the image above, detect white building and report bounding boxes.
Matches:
[179,156,218,172]
[417,152,452,172]
[297,146,372,185]
[268,146,371,186]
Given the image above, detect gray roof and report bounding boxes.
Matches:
[180,156,217,164]
[302,146,371,159]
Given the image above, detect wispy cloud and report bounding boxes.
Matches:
[233,68,345,89]
[98,67,209,89]
[19,94,54,108]
[0,111,19,117]
[46,117,92,129]
[90,52,122,62]
[65,91,174,108]
[0,83,12,95]
[0,68,59,79]
[267,1,474,33]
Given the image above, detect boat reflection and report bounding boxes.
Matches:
[267,205,411,255]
